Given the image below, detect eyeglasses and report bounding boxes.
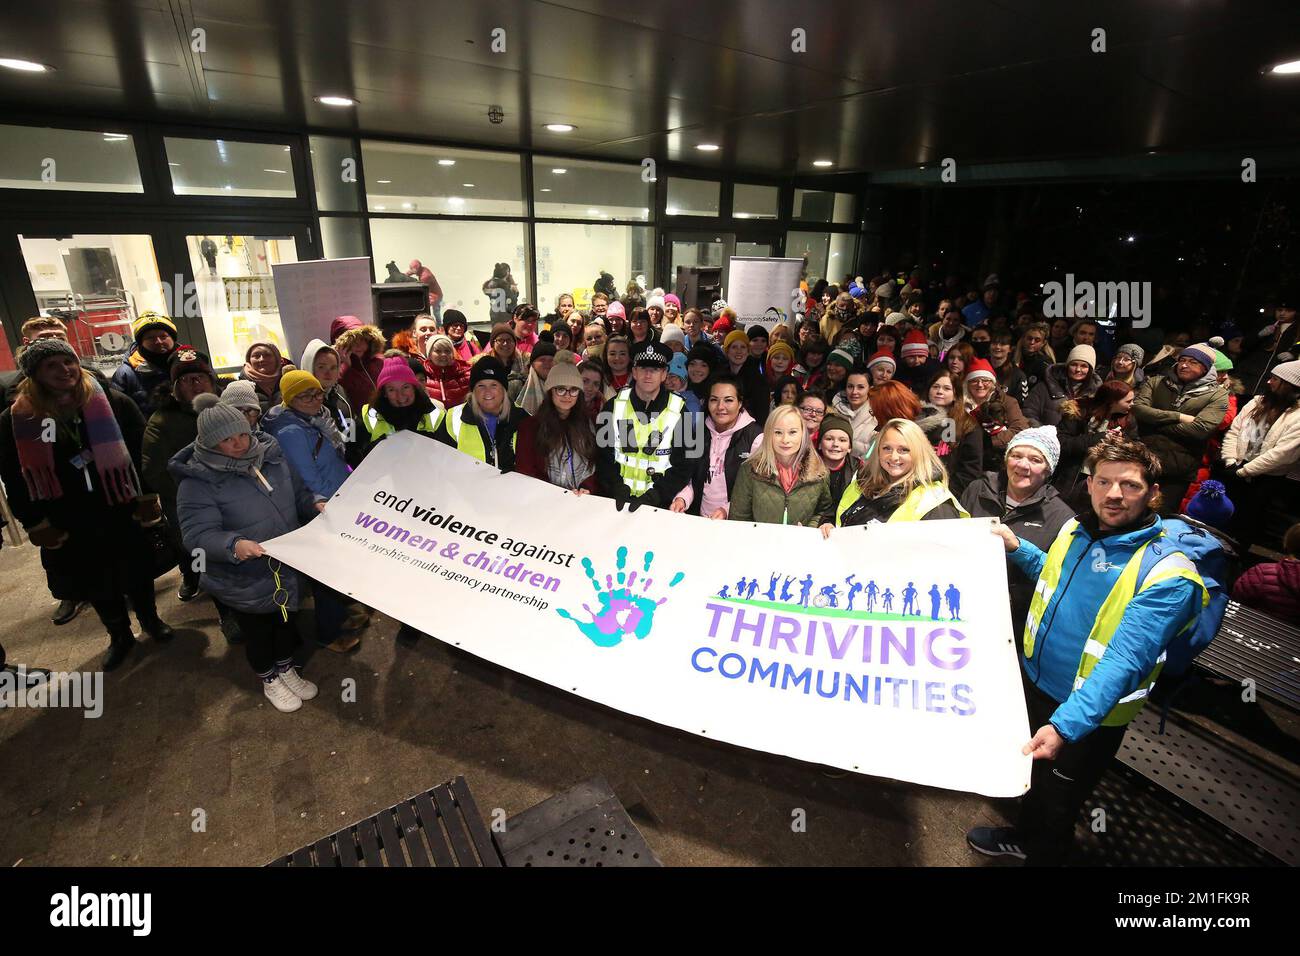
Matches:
[799,406,826,419]
[551,386,581,397]
[296,389,326,401]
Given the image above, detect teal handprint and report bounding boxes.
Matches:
[557,545,685,647]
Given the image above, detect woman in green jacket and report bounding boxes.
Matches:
[728,404,834,529]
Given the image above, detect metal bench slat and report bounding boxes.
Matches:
[413,792,457,867]
[431,783,479,866]
[450,775,500,867]
[356,818,384,866]
[394,801,431,867]
[374,808,407,867]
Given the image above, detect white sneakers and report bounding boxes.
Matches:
[277,667,318,701]
[263,675,303,713]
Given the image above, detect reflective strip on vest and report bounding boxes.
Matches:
[834,480,969,525]
[447,404,516,467]
[361,404,443,441]
[1023,522,1208,727]
[610,389,685,494]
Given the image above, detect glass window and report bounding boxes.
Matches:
[793,188,856,224]
[165,138,299,198]
[369,218,529,327]
[319,217,367,260]
[732,183,778,220]
[532,157,652,221]
[362,142,524,216]
[15,233,165,373]
[310,135,361,211]
[535,223,653,316]
[785,231,859,286]
[0,125,143,193]
[666,178,720,217]
[185,233,299,369]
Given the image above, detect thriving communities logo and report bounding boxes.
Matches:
[557,545,684,647]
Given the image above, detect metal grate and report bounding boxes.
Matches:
[271,775,501,867]
[1197,601,1300,711]
[493,776,660,868]
[1116,708,1300,866]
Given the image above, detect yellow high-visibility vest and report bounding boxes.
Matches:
[361,403,443,441]
[834,480,969,525]
[446,403,516,467]
[610,388,685,495]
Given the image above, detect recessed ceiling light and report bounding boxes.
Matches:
[551,168,567,174]
[168,162,180,167]
[223,185,233,191]
[376,179,392,184]
[696,144,719,152]
[438,159,456,166]
[262,168,287,174]
[539,188,552,192]
[315,95,356,107]
[102,133,129,142]
[545,123,576,132]
[1269,59,1300,74]
[462,183,475,187]
[813,159,834,168]
[0,58,53,73]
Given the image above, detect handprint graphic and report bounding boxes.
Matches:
[557,545,684,647]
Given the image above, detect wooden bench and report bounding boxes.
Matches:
[1195,600,1300,712]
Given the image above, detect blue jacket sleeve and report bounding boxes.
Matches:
[1050,575,1202,740]
[1008,538,1048,581]
[175,478,241,565]
[275,425,329,500]
[111,363,148,414]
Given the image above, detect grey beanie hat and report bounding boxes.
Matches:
[1006,424,1061,474]
[1116,343,1144,365]
[18,337,78,378]
[193,392,250,448]
[218,379,262,413]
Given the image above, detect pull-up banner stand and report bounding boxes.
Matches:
[727,256,805,329]
[265,433,1032,798]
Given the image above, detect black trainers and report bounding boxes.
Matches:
[178,580,201,602]
[966,826,1026,860]
[51,599,84,626]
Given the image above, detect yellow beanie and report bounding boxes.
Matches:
[723,329,750,352]
[280,369,323,406]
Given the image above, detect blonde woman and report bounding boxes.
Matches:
[727,404,833,528]
[1014,321,1056,389]
[834,418,969,525]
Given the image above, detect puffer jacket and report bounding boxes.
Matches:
[332,318,386,412]
[1133,374,1230,483]
[1220,397,1300,479]
[261,405,351,498]
[727,452,833,527]
[1008,512,1204,741]
[1022,362,1103,427]
[111,345,173,416]
[831,392,879,462]
[425,357,472,407]
[1232,558,1300,621]
[170,435,319,614]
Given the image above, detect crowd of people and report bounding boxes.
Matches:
[2,268,1298,864]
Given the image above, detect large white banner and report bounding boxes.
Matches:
[271,257,374,362]
[727,256,805,327]
[265,433,1031,797]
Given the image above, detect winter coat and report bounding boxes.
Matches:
[237,371,283,414]
[1221,397,1300,479]
[332,319,387,412]
[1132,374,1230,484]
[960,470,1076,633]
[1232,558,1300,622]
[730,356,770,428]
[837,477,965,526]
[994,362,1030,406]
[513,413,599,492]
[1008,512,1204,741]
[1022,362,1103,427]
[111,345,173,416]
[473,350,529,402]
[170,436,319,614]
[916,403,983,497]
[425,358,472,408]
[728,454,834,527]
[141,392,200,519]
[433,399,526,473]
[1180,389,1240,511]
[1053,399,1139,505]
[831,393,879,462]
[969,389,1031,463]
[677,413,764,516]
[0,387,155,601]
[262,405,352,499]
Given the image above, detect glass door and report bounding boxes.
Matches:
[665,229,731,312]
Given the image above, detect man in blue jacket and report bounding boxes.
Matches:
[967,435,1207,865]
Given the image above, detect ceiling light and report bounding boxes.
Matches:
[696,144,719,152]
[1269,59,1300,74]
[102,133,129,142]
[545,123,576,132]
[812,160,834,168]
[375,205,387,210]
[262,168,287,174]
[376,179,392,184]
[586,209,600,216]
[315,95,356,107]
[462,183,475,187]
[168,162,180,167]
[283,146,291,151]
[438,159,456,166]
[539,188,552,192]
[551,168,567,174]
[0,58,53,73]
[223,185,233,191]
[401,202,413,209]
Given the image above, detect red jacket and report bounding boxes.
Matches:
[1180,392,1238,512]
[1232,558,1300,622]
[425,358,471,408]
[513,415,599,492]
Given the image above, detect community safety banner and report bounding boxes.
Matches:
[264,432,1032,797]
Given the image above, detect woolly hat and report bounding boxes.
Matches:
[747,324,769,341]
[819,414,852,441]
[1218,323,1244,343]
[1178,342,1216,372]
[965,358,997,383]
[1066,344,1097,369]
[489,322,516,343]
[875,281,895,300]
[219,380,261,414]
[424,333,455,357]
[982,273,1001,290]
[885,311,910,327]
[131,311,177,345]
[646,294,666,312]
[1213,349,1233,372]
[1006,424,1060,474]
[470,355,510,389]
[659,324,686,348]
[280,369,323,406]
[442,309,468,330]
[826,347,856,371]
[544,352,583,392]
[193,392,250,449]
[1116,343,1145,365]
[901,330,930,358]
[711,298,728,316]
[766,340,796,364]
[663,293,682,309]
[723,329,750,352]
[1186,479,1235,530]
[866,349,897,371]
[169,346,217,387]
[667,353,689,381]
[1270,359,1300,387]
[376,355,419,390]
[18,337,77,377]
[687,342,720,369]
[606,301,626,320]
[530,340,558,363]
